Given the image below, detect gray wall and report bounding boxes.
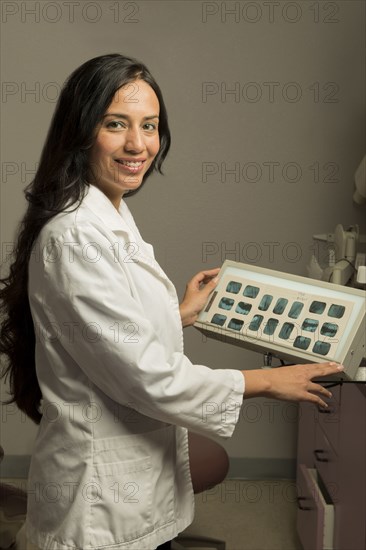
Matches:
[1,0,365,478]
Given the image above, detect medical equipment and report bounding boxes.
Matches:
[308,224,366,287]
[194,260,366,381]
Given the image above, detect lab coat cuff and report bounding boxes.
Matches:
[231,368,245,396]
[214,369,244,439]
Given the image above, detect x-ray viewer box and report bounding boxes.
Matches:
[194,260,366,380]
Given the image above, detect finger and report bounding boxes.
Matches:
[316,396,329,409]
[201,268,221,276]
[308,361,344,378]
[308,382,332,399]
[193,271,220,289]
[200,278,219,298]
[190,270,216,285]
[305,392,329,409]
[187,273,207,290]
[199,268,221,282]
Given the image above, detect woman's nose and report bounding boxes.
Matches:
[124,128,144,152]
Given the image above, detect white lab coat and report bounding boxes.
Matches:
[25,184,244,549]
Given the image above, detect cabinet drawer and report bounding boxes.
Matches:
[297,465,334,550]
[314,425,339,504]
[316,385,341,452]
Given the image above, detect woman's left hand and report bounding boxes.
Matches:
[179,268,220,327]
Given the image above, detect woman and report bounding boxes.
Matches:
[0,54,343,550]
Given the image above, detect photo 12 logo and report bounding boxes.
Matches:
[1,1,140,24]
[201,2,340,24]
[201,81,340,104]
[201,161,340,184]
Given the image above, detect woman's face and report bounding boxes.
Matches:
[89,79,160,208]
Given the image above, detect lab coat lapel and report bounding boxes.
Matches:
[83,185,176,293]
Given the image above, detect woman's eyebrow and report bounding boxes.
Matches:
[102,113,159,120]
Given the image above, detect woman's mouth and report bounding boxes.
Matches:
[114,159,146,173]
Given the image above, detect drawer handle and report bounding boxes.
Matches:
[318,406,331,414]
[314,449,328,462]
[297,496,312,511]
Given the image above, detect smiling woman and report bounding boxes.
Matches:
[89,80,161,207]
[0,53,343,550]
[0,53,230,550]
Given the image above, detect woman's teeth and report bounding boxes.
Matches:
[117,160,143,167]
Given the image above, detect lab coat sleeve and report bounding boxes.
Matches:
[36,221,244,439]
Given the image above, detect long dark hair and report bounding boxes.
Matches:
[0,54,171,423]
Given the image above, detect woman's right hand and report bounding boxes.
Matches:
[242,361,344,409]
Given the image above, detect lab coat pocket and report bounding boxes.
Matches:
[90,455,153,545]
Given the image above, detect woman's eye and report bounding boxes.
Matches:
[104,120,158,131]
[106,121,125,130]
[143,123,157,131]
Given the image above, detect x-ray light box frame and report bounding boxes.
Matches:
[195,260,366,380]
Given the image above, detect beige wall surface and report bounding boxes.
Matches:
[1,1,365,476]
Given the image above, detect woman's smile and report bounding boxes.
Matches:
[114,158,147,173]
[89,79,160,208]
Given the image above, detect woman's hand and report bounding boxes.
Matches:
[242,362,344,409]
[179,268,220,327]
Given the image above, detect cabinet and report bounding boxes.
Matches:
[296,383,366,550]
